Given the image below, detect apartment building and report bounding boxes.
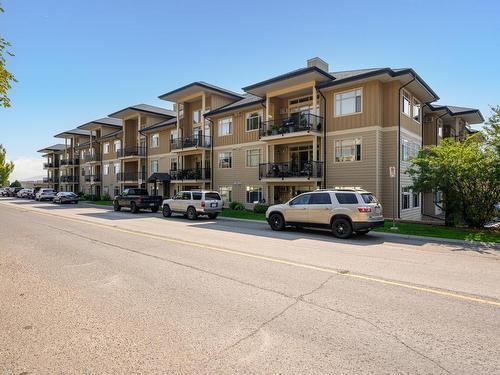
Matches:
[38,144,65,189]
[38,57,482,221]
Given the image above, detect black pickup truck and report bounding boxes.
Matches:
[113,188,163,213]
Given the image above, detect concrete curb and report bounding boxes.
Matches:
[218,216,266,224]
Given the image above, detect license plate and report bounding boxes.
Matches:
[149,203,155,206]
[210,203,217,208]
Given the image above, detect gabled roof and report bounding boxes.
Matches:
[98,129,123,141]
[159,81,243,102]
[205,94,264,117]
[54,128,91,139]
[78,117,122,130]
[37,144,67,153]
[109,104,176,119]
[140,117,177,133]
[427,103,484,124]
[242,66,335,97]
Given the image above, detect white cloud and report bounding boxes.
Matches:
[8,157,44,181]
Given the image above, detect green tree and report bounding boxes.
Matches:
[0,144,14,186]
[484,105,500,153]
[9,179,21,187]
[0,4,16,107]
[408,134,500,228]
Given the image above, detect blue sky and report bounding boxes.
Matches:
[1,0,499,179]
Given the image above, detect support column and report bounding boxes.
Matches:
[313,136,318,162]
[201,151,206,179]
[312,85,317,116]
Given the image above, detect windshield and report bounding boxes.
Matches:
[361,193,378,204]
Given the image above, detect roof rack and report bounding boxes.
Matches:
[314,187,366,192]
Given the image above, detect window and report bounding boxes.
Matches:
[412,99,421,123]
[290,193,311,206]
[192,192,202,200]
[218,151,232,169]
[103,143,110,154]
[361,193,379,204]
[114,140,121,151]
[413,192,420,208]
[170,158,177,171]
[335,193,359,204]
[192,109,202,125]
[246,149,261,167]
[335,138,361,162]
[151,133,160,148]
[309,193,332,204]
[218,118,232,136]
[402,91,411,116]
[151,160,159,173]
[182,192,191,200]
[246,186,262,203]
[401,138,419,161]
[81,168,85,176]
[114,163,120,174]
[335,88,362,116]
[402,187,411,210]
[246,111,262,131]
[219,186,232,203]
[170,129,178,141]
[103,164,109,176]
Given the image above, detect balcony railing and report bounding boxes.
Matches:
[117,171,146,182]
[260,113,323,138]
[43,162,59,168]
[170,135,211,151]
[60,175,79,183]
[259,161,323,179]
[83,153,101,163]
[170,168,211,181]
[84,175,101,183]
[60,158,80,166]
[43,177,57,183]
[117,146,146,158]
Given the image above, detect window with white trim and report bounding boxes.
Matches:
[151,160,159,173]
[402,90,411,116]
[246,149,261,167]
[401,138,419,161]
[114,162,120,174]
[103,143,110,154]
[246,111,262,131]
[219,186,232,203]
[103,164,109,175]
[114,140,121,151]
[151,133,160,148]
[170,129,178,141]
[170,158,177,171]
[402,187,411,210]
[335,138,361,162]
[218,118,232,136]
[218,151,232,169]
[335,89,362,116]
[246,186,263,204]
[413,192,420,208]
[412,99,421,123]
[192,109,202,125]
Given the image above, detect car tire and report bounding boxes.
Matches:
[269,213,285,231]
[356,229,370,235]
[186,207,198,220]
[332,218,353,239]
[151,206,159,213]
[162,205,172,218]
[207,213,218,219]
[113,201,121,212]
[130,202,139,214]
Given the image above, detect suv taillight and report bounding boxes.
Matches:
[358,207,372,213]
[201,200,205,208]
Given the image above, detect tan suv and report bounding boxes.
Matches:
[265,188,384,238]
[162,191,223,220]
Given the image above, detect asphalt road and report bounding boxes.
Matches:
[0,198,499,374]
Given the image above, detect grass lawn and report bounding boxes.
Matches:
[374,220,500,243]
[220,209,266,221]
[82,200,113,206]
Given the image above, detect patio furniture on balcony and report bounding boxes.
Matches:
[258,161,323,179]
[260,113,323,138]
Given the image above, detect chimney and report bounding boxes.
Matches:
[307,57,329,73]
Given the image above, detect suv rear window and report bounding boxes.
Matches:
[205,192,221,200]
[361,193,378,204]
[309,193,332,204]
[192,192,202,200]
[335,193,359,204]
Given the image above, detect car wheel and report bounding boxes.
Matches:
[207,213,218,219]
[130,202,139,213]
[162,205,172,218]
[186,207,198,220]
[332,218,353,239]
[356,229,370,235]
[269,213,285,231]
[151,206,159,213]
[113,201,121,212]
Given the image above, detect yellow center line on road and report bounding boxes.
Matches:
[2,201,500,308]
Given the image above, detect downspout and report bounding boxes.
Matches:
[316,86,327,188]
[397,75,416,219]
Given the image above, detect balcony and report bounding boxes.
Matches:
[260,113,323,139]
[60,175,79,183]
[43,177,57,183]
[259,161,323,180]
[170,168,211,181]
[117,171,146,182]
[84,175,101,183]
[117,146,146,158]
[83,153,101,163]
[43,162,59,169]
[170,135,211,151]
[60,158,80,166]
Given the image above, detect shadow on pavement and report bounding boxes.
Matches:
[78,210,159,221]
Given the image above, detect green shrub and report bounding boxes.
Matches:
[229,201,245,211]
[253,203,269,214]
[101,193,111,201]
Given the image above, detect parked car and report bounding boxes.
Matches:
[162,191,223,220]
[17,188,33,198]
[29,187,42,199]
[113,188,162,213]
[8,187,22,197]
[0,187,7,196]
[35,188,57,201]
[265,188,384,238]
[53,192,79,204]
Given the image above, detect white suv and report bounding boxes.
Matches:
[162,191,223,220]
[35,188,57,201]
[265,188,384,238]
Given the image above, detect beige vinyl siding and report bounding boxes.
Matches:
[212,105,262,147]
[399,131,422,221]
[147,128,172,156]
[381,130,398,219]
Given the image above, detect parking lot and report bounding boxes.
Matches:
[1,197,499,374]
